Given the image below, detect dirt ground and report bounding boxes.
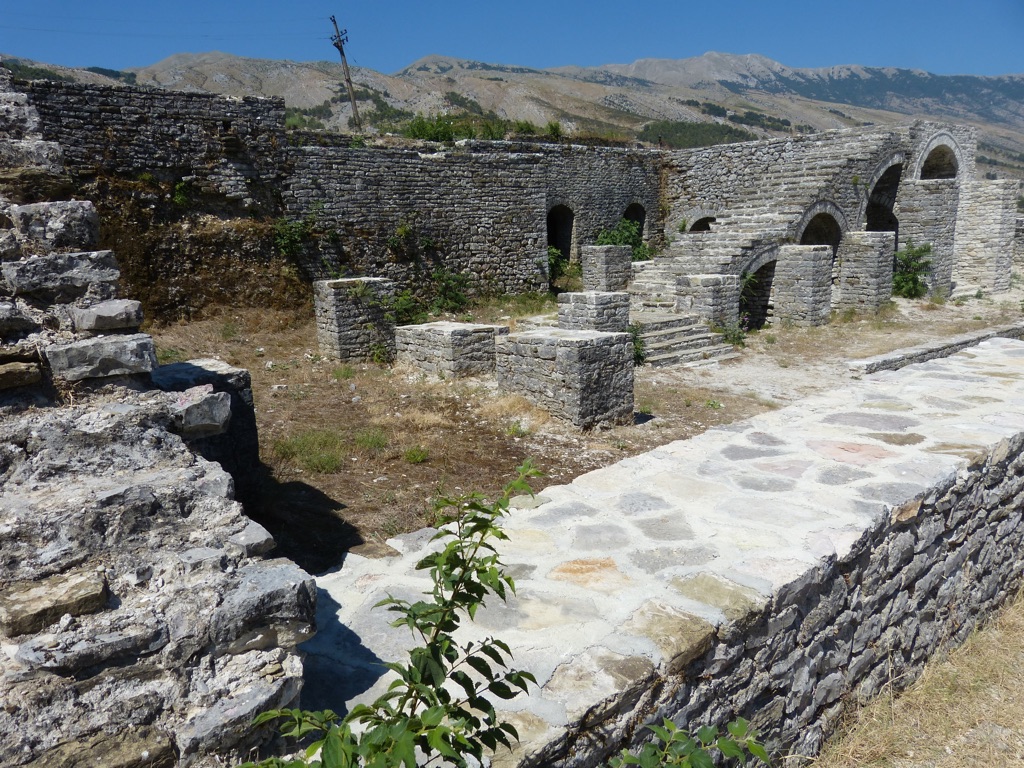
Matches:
[148,285,1024,575]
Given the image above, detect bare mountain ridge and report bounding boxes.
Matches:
[3,49,1023,174]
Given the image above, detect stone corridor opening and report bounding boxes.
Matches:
[690,216,716,232]
[866,164,903,250]
[547,204,575,287]
[740,260,776,330]
[624,203,646,235]
[800,212,843,289]
[920,145,958,179]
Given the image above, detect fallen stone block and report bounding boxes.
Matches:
[168,385,232,438]
[228,520,277,557]
[0,569,108,637]
[44,333,157,381]
[69,299,144,332]
[0,360,40,389]
[10,199,99,254]
[1,250,119,303]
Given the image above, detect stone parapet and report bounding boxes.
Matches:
[495,328,634,429]
[557,291,630,332]
[581,245,632,292]
[395,321,508,377]
[834,232,895,312]
[314,277,396,362]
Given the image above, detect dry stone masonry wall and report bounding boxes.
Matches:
[395,321,508,377]
[833,232,895,312]
[952,179,1017,293]
[314,277,396,362]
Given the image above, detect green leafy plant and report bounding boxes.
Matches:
[596,218,651,261]
[172,180,194,208]
[545,120,564,139]
[628,322,647,366]
[274,215,316,259]
[429,268,471,314]
[892,241,932,299]
[403,445,430,464]
[705,399,723,410]
[548,246,567,283]
[240,463,540,768]
[609,717,769,768]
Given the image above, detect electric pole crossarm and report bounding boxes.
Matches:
[330,15,362,132]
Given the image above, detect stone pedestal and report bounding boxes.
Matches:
[395,321,508,377]
[774,244,833,326]
[495,328,634,429]
[314,278,396,362]
[834,232,895,312]
[557,291,630,332]
[582,245,632,292]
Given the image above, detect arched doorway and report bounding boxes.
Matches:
[547,204,574,288]
[800,212,843,291]
[740,261,776,330]
[866,164,903,251]
[623,203,646,235]
[690,217,716,232]
[920,145,958,179]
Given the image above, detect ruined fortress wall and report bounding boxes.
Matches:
[1016,215,1024,270]
[898,180,960,291]
[21,81,286,205]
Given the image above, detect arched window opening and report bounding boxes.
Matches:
[800,213,842,255]
[690,217,716,232]
[920,145,958,180]
[547,204,575,289]
[866,164,903,250]
[623,203,646,235]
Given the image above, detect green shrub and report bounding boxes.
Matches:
[429,268,471,314]
[609,718,769,768]
[545,120,564,139]
[548,246,567,283]
[239,463,541,768]
[172,180,194,208]
[629,322,647,366]
[892,241,932,298]
[596,218,651,261]
[403,445,430,464]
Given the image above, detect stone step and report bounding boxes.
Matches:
[644,331,722,354]
[645,344,741,368]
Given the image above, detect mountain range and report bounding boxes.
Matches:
[3,50,1023,178]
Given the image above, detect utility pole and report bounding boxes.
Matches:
[330,15,362,132]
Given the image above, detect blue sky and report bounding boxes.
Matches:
[2,1,1022,77]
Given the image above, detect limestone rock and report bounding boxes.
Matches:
[0,569,108,637]
[168,386,232,438]
[0,360,40,389]
[24,726,176,768]
[69,299,144,332]
[44,333,157,381]
[1,250,119,303]
[10,199,99,254]
[0,228,21,261]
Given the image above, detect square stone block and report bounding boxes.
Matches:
[396,321,508,377]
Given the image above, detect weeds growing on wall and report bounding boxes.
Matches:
[239,462,541,768]
[596,218,652,261]
[892,241,932,299]
[629,322,647,366]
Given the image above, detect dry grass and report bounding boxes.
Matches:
[813,592,1024,768]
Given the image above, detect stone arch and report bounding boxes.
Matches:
[738,245,780,330]
[795,201,848,253]
[623,203,646,235]
[547,204,575,262]
[676,206,720,235]
[690,217,717,232]
[864,162,904,251]
[913,132,964,180]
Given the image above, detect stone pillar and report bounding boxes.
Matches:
[495,328,634,429]
[1015,215,1024,272]
[675,274,740,327]
[581,245,631,291]
[557,291,630,332]
[314,277,396,362]
[773,245,832,327]
[951,180,1016,293]
[834,232,895,313]
[395,322,508,377]
[900,179,959,294]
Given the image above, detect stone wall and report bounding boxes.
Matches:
[951,180,1017,293]
[581,245,631,292]
[1016,215,1024,270]
[21,80,285,209]
[557,291,631,332]
[773,245,832,326]
[834,232,895,312]
[395,321,507,377]
[897,179,959,293]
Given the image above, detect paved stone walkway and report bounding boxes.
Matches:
[303,337,1024,764]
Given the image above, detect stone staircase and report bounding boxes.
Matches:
[631,311,739,368]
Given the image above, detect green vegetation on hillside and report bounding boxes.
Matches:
[638,120,756,149]
[0,59,73,82]
[85,66,137,84]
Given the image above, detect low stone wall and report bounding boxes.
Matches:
[774,245,832,327]
[834,232,894,312]
[395,321,508,377]
[557,291,630,332]
[495,328,634,429]
[848,322,1024,374]
[900,179,959,294]
[307,338,1024,767]
[314,277,396,362]
[675,273,740,326]
[581,245,631,292]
